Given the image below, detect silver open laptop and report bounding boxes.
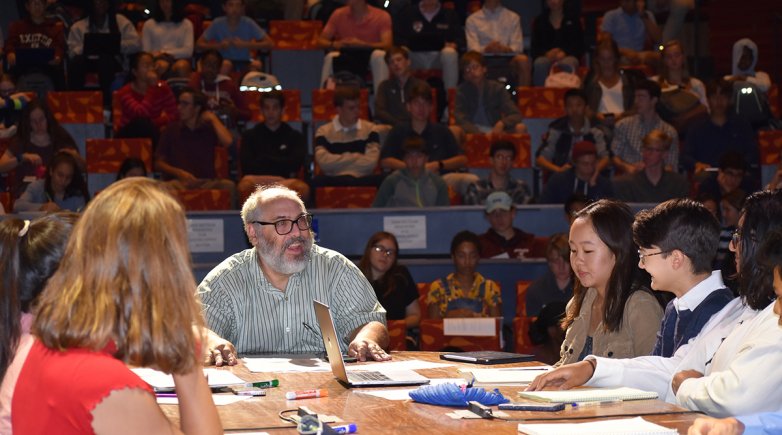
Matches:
[313,300,430,387]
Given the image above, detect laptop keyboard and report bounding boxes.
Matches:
[349,371,392,382]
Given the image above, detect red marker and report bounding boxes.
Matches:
[285,389,328,400]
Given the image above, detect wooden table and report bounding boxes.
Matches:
[161,352,701,434]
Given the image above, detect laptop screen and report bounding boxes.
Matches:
[313,300,350,383]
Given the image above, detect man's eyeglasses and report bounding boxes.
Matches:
[372,245,396,257]
[638,249,669,265]
[252,214,313,235]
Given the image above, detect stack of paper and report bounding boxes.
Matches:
[459,366,552,386]
[517,416,677,434]
[131,368,246,392]
[518,387,658,403]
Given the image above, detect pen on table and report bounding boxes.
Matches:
[571,399,622,407]
[331,423,357,434]
[497,368,550,371]
[155,393,178,398]
[245,379,279,388]
[286,389,328,400]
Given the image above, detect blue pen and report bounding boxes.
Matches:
[331,423,357,434]
[156,393,177,398]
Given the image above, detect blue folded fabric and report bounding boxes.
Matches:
[408,383,509,407]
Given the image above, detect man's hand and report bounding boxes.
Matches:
[202,329,238,367]
[671,369,703,394]
[525,360,594,391]
[492,121,505,134]
[557,163,573,173]
[445,308,479,318]
[688,417,745,435]
[40,202,61,213]
[21,152,43,166]
[348,338,391,362]
[177,169,197,183]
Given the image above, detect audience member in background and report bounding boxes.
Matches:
[239,90,309,202]
[724,38,770,94]
[374,46,427,128]
[540,140,613,204]
[714,189,746,293]
[478,191,547,260]
[526,233,573,317]
[464,139,532,205]
[195,0,273,72]
[455,51,527,135]
[141,0,194,78]
[695,151,755,202]
[583,38,634,132]
[313,85,382,187]
[427,230,502,319]
[613,129,689,203]
[599,0,661,69]
[696,191,720,221]
[12,178,222,433]
[0,100,81,197]
[652,40,708,134]
[537,89,609,177]
[5,0,66,90]
[381,81,475,196]
[317,0,392,94]
[634,199,733,358]
[555,199,663,366]
[373,137,449,208]
[358,231,421,331]
[14,151,88,213]
[683,79,758,177]
[188,49,251,125]
[564,192,589,226]
[155,88,237,207]
[612,79,679,175]
[393,0,463,90]
[530,0,584,87]
[66,0,141,99]
[526,190,782,412]
[115,51,178,145]
[0,74,30,137]
[465,0,530,86]
[116,157,148,181]
[0,213,76,434]
[529,301,567,365]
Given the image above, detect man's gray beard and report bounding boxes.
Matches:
[258,235,312,275]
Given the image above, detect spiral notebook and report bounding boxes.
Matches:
[518,387,658,403]
[517,416,677,435]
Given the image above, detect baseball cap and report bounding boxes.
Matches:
[485,191,513,213]
[571,140,597,161]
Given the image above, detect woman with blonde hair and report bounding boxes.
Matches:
[11,178,221,434]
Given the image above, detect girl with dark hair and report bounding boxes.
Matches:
[358,231,420,328]
[11,178,221,433]
[426,230,502,319]
[583,38,634,128]
[0,213,77,433]
[557,199,662,366]
[14,151,89,212]
[116,157,148,181]
[115,51,178,144]
[141,0,194,78]
[0,100,81,196]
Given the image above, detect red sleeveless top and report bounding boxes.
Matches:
[12,339,153,434]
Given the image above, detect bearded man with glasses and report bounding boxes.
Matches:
[198,185,391,365]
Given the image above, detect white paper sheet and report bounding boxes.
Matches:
[460,366,553,385]
[517,416,677,435]
[132,368,246,390]
[443,318,497,336]
[157,394,254,406]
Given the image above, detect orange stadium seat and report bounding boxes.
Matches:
[387,319,409,352]
[314,186,377,208]
[175,189,231,211]
[85,138,152,196]
[419,318,503,352]
[269,20,322,50]
[512,316,535,354]
[758,130,782,166]
[516,87,569,119]
[47,91,105,156]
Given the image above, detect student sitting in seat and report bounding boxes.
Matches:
[313,85,383,187]
[373,137,449,208]
[526,233,574,317]
[454,51,528,135]
[141,0,194,79]
[478,191,547,260]
[465,139,533,205]
[14,151,89,213]
[427,230,502,319]
[155,88,238,208]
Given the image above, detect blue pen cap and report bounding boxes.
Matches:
[332,423,357,434]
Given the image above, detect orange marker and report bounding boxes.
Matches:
[285,389,328,400]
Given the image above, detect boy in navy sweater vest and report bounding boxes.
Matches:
[633,198,734,357]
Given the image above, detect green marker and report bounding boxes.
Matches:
[245,379,279,388]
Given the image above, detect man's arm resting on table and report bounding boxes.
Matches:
[347,321,391,362]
